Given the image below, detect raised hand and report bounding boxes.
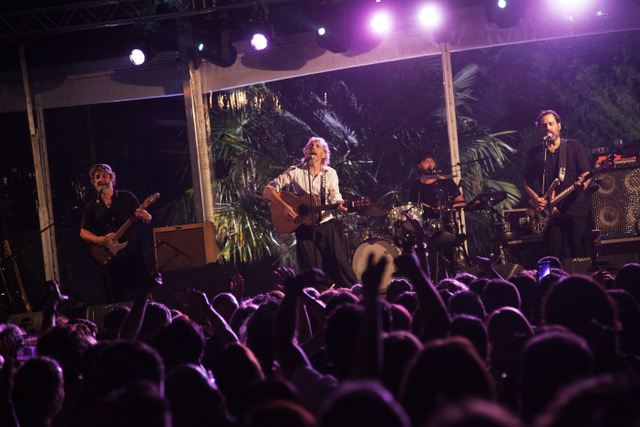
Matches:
[174,288,210,312]
[230,273,245,301]
[361,254,388,299]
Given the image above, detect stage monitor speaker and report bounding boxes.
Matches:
[86,301,133,334]
[591,163,640,239]
[153,222,218,271]
[561,253,639,276]
[460,263,525,279]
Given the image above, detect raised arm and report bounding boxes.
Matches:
[395,253,451,342]
[352,254,386,379]
[174,289,239,346]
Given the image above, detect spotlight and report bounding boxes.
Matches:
[370,10,392,34]
[484,0,524,28]
[417,3,444,28]
[128,43,154,66]
[195,31,237,68]
[250,32,269,51]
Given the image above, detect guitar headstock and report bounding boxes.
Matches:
[142,192,160,208]
[598,154,615,172]
[351,197,371,209]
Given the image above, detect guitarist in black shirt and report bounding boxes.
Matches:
[523,110,591,259]
[80,164,153,303]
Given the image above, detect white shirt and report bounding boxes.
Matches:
[266,163,344,223]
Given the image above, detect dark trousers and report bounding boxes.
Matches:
[545,216,588,259]
[295,220,358,289]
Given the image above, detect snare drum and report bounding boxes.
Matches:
[352,238,401,293]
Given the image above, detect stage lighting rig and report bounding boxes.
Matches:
[128,42,155,66]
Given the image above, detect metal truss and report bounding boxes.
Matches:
[0,0,294,40]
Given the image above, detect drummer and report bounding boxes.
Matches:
[408,146,465,227]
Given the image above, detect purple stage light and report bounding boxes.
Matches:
[370,10,392,34]
[418,4,444,28]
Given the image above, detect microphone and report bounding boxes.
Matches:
[543,133,553,143]
[305,154,316,163]
[96,186,104,203]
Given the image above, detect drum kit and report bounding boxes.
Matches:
[344,174,471,289]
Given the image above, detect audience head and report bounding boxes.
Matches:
[153,316,204,373]
[102,305,131,339]
[12,356,65,427]
[519,327,594,421]
[449,290,487,320]
[212,292,240,323]
[451,314,488,362]
[487,307,533,371]
[483,278,521,315]
[543,275,618,338]
[424,398,522,427]
[165,363,228,427]
[614,263,640,304]
[387,279,412,303]
[381,330,422,397]
[320,379,411,427]
[400,336,495,427]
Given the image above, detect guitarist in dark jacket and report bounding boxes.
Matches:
[264,137,357,289]
[80,164,152,303]
[523,110,591,259]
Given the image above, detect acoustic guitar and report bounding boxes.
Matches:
[89,192,159,267]
[527,158,613,235]
[270,192,370,234]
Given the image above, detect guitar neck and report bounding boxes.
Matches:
[550,172,592,207]
[111,217,136,241]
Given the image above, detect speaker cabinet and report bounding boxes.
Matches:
[8,312,43,334]
[153,222,218,271]
[591,163,640,239]
[86,301,133,334]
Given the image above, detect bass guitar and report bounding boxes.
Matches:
[89,192,160,267]
[527,158,613,235]
[271,192,370,234]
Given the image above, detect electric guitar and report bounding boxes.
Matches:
[527,158,614,235]
[2,240,32,313]
[270,192,370,234]
[89,192,159,267]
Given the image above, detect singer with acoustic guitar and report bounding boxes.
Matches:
[263,137,358,288]
[523,110,591,259]
[80,163,154,303]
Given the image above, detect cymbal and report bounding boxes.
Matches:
[465,191,507,212]
[420,173,457,180]
[356,204,387,217]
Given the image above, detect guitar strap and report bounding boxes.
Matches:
[558,139,567,183]
[320,172,326,206]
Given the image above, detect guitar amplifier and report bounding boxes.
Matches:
[503,209,535,237]
[153,222,218,271]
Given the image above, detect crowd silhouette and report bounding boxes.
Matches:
[1,216,640,426]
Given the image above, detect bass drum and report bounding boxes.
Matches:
[352,238,401,293]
